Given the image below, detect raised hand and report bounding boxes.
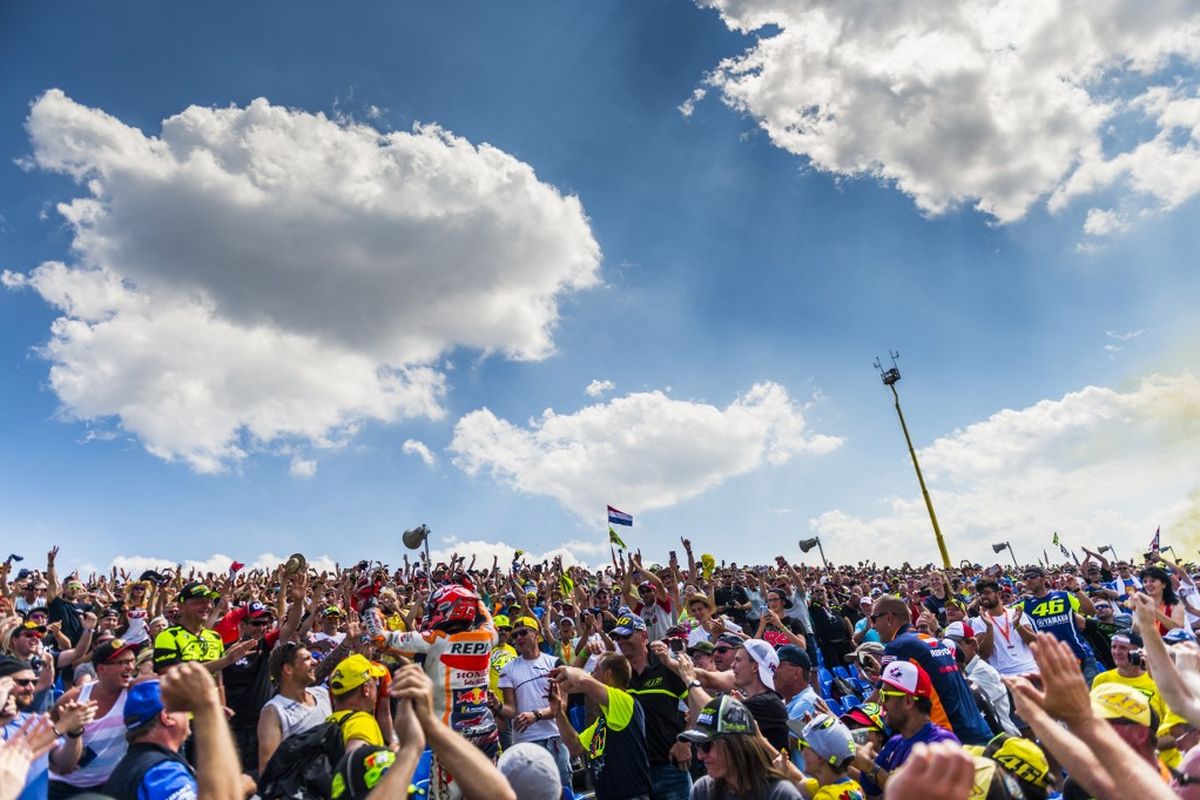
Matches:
[160,661,221,712]
[56,700,98,734]
[47,547,58,566]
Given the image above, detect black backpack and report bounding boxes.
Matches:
[258,712,365,800]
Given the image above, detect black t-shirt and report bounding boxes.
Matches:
[583,688,651,800]
[714,586,750,627]
[628,653,688,765]
[48,596,89,645]
[222,636,273,730]
[809,604,849,645]
[743,690,789,752]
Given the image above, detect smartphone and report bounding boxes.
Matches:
[669,550,677,562]
[851,728,872,746]
[669,638,685,653]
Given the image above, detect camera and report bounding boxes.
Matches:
[1128,648,1145,668]
[669,638,685,654]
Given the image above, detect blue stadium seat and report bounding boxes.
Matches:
[823,697,845,716]
[817,667,834,686]
[832,666,851,681]
[841,694,863,711]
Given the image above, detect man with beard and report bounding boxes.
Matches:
[257,642,331,774]
[971,578,1038,678]
[0,655,96,800]
[49,638,136,798]
[1017,568,1096,680]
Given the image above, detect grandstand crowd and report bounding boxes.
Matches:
[2,536,1198,800]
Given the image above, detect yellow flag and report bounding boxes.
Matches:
[701,553,715,581]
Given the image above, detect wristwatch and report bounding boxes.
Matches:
[687,679,702,690]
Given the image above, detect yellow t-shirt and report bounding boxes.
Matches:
[328,710,384,748]
[489,644,517,701]
[152,626,224,671]
[800,776,866,800]
[1091,669,1169,723]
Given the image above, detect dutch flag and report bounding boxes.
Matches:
[607,505,633,526]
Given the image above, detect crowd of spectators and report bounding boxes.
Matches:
[1,537,1199,800]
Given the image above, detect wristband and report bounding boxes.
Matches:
[68,728,84,738]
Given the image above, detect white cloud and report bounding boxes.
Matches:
[678,88,708,118]
[289,457,317,478]
[11,90,601,472]
[402,438,437,467]
[810,373,1200,565]
[1107,329,1144,341]
[449,381,842,519]
[584,379,615,398]
[696,0,1200,230]
[427,538,602,570]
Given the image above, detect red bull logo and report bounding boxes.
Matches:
[457,686,488,706]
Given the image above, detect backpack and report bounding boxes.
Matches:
[258,711,366,800]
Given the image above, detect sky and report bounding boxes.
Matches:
[2,1,1200,576]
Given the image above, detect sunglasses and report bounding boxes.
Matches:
[869,612,891,622]
[11,678,36,687]
[879,689,909,699]
[511,628,534,638]
[713,646,734,654]
[610,633,631,641]
[696,741,717,753]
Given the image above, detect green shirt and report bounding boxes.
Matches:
[153,625,224,671]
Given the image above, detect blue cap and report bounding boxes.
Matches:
[124,680,165,730]
[1164,628,1197,644]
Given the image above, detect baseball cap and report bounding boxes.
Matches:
[1022,566,1046,579]
[124,680,165,730]
[611,615,646,637]
[321,606,345,618]
[492,614,512,629]
[687,641,716,655]
[846,641,886,665]
[330,745,396,800]
[497,743,562,800]
[678,694,756,743]
[793,713,856,767]
[0,656,32,678]
[879,660,933,700]
[715,633,742,649]
[512,616,540,633]
[93,637,137,665]
[329,654,388,696]
[244,601,273,619]
[943,621,973,641]
[1165,628,1197,644]
[1091,682,1154,728]
[984,734,1050,789]
[840,701,885,732]
[17,620,46,635]
[740,639,779,691]
[179,582,219,601]
[776,644,812,671]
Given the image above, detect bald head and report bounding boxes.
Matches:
[871,595,909,643]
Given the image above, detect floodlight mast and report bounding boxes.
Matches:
[874,352,952,569]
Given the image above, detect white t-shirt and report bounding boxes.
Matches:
[971,611,1037,676]
[686,618,743,646]
[498,652,561,743]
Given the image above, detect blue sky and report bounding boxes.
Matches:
[3,1,1200,574]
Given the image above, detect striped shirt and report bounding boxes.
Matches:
[51,681,128,788]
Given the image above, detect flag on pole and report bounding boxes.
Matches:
[1052,532,1060,546]
[608,526,628,550]
[607,505,633,526]
[1059,542,1072,560]
[1043,549,1050,566]
[1150,526,1161,551]
[558,573,574,596]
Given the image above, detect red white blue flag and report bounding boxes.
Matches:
[607,505,633,526]
[1150,526,1161,551]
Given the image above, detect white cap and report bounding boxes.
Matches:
[943,621,971,640]
[741,638,779,691]
[497,743,561,800]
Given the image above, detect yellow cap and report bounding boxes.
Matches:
[329,653,388,695]
[989,736,1049,788]
[1091,682,1153,727]
[493,615,511,629]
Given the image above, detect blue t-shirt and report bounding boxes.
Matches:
[1020,591,1091,661]
[883,627,991,746]
[139,760,197,800]
[854,617,881,643]
[2,713,63,800]
[860,722,960,796]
